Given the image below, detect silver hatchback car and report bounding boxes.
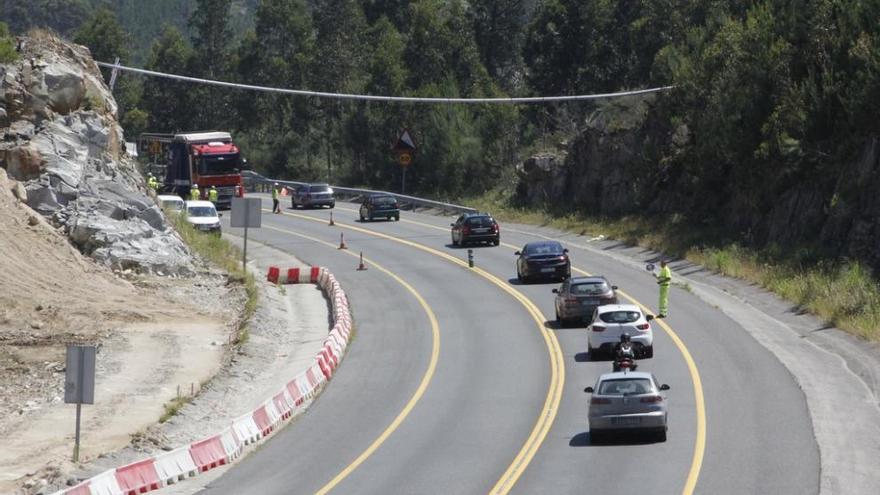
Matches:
[585,371,670,443]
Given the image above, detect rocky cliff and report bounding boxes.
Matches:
[0,31,192,274]
[516,95,880,271]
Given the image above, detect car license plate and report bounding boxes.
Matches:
[473,228,489,233]
[541,267,555,273]
[611,417,642,426]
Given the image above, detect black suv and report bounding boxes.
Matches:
[451,213,500,246]
[360,194,400,221]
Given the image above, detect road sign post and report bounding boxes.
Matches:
[232,197,263,268]
[65,345,96,462]
[392,129,417,195]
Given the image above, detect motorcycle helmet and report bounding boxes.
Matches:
[619,333,631,343]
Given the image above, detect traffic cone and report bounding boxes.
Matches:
[357,251,367,271]
[329,211,335,226]
[338,232,347,250]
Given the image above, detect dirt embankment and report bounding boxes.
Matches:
[0,173,240,493]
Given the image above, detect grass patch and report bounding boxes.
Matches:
[169,214,257,345]
[460,190,880,342]
[159,395,191,423]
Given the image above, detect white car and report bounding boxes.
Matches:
[184,200,222,234]
[157,194,185,214]
[587,304,655,358]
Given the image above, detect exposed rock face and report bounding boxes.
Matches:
[0,33,193,275]
[516,97,659,216]
[516,95,880,271]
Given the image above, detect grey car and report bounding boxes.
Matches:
[585,371,670,443]
[291,183,335,209]
[552,276,618,326]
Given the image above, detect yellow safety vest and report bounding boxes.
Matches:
[208,188,218,202]
[190,187,200,200]
[657,265,672,287]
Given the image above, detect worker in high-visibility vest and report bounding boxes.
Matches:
[272,182,281,214]
[208,185,218,205]
[190,183,200,201]
[655,259,672,318]
[147,173,159,194]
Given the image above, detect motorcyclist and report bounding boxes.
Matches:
[612,333,638,372]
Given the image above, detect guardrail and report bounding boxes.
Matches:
[242,171,478,215]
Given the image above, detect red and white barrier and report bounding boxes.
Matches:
[189,435,227,473]
[153,446,197,485]
[115,458,162,494]
[56,266,352,495]
[232,412,261,445]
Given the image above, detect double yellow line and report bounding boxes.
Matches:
[257,203,703,494]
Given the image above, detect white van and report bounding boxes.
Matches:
[157,194,185,214]
[184,200,222,234]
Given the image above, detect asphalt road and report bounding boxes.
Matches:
[205,196,819,494]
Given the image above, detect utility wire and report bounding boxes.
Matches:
[97,61,673,104]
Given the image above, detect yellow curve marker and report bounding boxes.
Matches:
[333,205,705,494]
[263,209,564,495]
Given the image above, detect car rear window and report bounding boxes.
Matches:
[524,243,561,255]
[598,378,653,395]
[571,282,609,295]
[310,185,331,193]
[465,216,494,227]
[599,310,641,323]
[372,196,397,206]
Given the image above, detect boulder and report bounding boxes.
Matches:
[3,143,44,180]
[43,62,86,114]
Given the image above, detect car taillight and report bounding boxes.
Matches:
[592,325,605,332]
[640,395,663,403]
[462,226,470,235]
[591,397,611,405]
[636,323,650,331]
[493,224,499,233]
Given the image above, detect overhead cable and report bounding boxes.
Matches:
[97,61,673,104]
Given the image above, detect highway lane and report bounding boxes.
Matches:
[208,203,556,494]
[323,200,819,494]
[210,195,818,494]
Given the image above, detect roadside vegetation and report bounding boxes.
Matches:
[169,213,257,345]
[0,22,18,63]
[466,191,880,342]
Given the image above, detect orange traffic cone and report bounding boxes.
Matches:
[357,251,367,271]
[338,232,347,250]
[329,211,335,226]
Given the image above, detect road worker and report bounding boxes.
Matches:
[272,182,281,214]
[146,173,159,194]
[208,185,218,205]
[190,183,200,201]
[655,259,672,318]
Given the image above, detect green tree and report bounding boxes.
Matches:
[188,0,233,128]
[141,25,195,132]
[468,0,527,90]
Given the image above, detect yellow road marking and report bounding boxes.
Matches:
[332,203,706,493]
[261,208,564,495]
[262,201,704,494]
[253,222,442,495]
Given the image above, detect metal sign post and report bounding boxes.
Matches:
[65,345,96,462]
[232,197,263,268]
[392,129,416,195]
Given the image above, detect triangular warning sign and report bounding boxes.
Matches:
[393,129,417,152]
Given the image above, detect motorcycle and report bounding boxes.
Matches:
[612,344,638,372]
